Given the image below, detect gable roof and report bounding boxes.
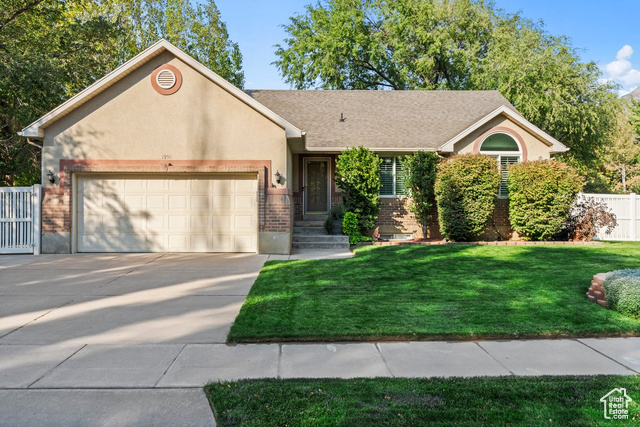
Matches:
[247,90,568,153]
[20,40,302,139]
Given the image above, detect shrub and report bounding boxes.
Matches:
[335,147,381,233]
[508,160,583,241]
[604,269,640,318]
[342,211,371,244]
[401,151,440,238]
[434,154,500,241]
[566,198,618,241]
[324,204,347,234]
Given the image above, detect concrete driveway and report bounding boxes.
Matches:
[0,252,268,426]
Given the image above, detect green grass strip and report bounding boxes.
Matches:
[206,376,640,426]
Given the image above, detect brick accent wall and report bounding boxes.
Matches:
[42,159,293,240]
[264,191,293,233]
[42,188,71,233]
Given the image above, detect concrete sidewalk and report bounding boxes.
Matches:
[0,338,638,426]
[1,338,638,390]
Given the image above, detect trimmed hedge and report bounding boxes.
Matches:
[335,147,381,233]
[434,154,500,241]
[604,269,640,318]
[401,151,440,238]
[507,160,583,241]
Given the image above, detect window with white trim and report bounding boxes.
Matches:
[380,157,405,196]
[479,133,521,198]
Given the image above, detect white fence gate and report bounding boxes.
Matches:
[0,185,41,254]
[579,193,639,241]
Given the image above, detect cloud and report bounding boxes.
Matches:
[617,45,633,60]
[604,45,640,91]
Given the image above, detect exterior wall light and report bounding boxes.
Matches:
[46,170,55,184]
[275,171,284,185]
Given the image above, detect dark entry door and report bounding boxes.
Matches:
[305,160,329,213]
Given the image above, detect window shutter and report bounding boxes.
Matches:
[500,156,519,197]
[380,158,394,195]
[395,159,405,195]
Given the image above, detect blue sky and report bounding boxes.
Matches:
[214,0,640,94]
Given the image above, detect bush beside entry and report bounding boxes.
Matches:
[401,151,440,238]
[335,147,381,234]
[508,160,583,241]
[434,154,500,241]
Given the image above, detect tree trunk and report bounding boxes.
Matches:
[622,164,627,193]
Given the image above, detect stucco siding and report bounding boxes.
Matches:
[42,51,288,187]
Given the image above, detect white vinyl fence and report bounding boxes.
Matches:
[579,192,639,241]
[0,185,41,254]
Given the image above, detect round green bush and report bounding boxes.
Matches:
[603,269,640,318]
[507,160,583,241]
[434,154,500,241]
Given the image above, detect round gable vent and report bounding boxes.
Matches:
[151,64,182,95]
[156,69,176,89]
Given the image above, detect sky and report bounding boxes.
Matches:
[214,0,640,95]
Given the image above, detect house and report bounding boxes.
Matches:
[20,40,568,255]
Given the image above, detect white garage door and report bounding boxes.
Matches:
[77,174,257,253]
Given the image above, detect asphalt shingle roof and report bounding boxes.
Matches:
[246,90,517,150]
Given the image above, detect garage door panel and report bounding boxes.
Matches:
[235,235,255,252]
[191,216,210,230]
[234,215,254,231]
[168,195,188,210]
[212,195,232,211]
[146,195,166,210]
[191,195,210,210]
[78,175,257,253]
[234,195,255,210]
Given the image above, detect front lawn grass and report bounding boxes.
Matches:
[228,243,640,342]
[205,376,640,426]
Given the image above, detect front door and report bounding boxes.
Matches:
[304,159,329,213]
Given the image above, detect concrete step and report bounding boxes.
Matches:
[294,220,326,227]
[293,226,328,235]
[292,241,351,249]
[303,214,328,221]
[292,234,349,243]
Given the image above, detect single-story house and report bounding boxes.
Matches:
[20,40,568,254]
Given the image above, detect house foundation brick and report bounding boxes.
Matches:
[375,197,516,241]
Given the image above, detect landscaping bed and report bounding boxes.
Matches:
[206,376,640,426]
[228,243,640,343]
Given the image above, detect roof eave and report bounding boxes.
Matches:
[19,39,302,140]
[438,105,569,154]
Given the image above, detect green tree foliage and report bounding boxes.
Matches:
[600,101,640,193]
[434,154,500,241]
[507,160,583,241]
[401,151,440,238]
[0,0,243,186]
[120,0,244,88]
[0,0,124,186]
[275,0,618,171]
[335,146,381,233]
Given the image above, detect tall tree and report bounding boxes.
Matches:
[0,0,125,186]
[120,0,244,88]
[601,101,640,193]
[1,0,243,186]
[275,0,618,172]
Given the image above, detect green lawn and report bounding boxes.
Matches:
[228,243,640,342]
[205,376,640,426]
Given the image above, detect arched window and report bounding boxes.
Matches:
[480,133,521,198]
